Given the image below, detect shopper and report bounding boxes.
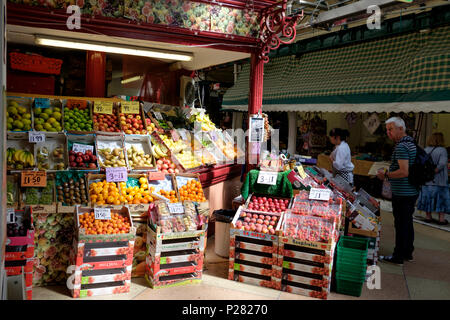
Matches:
[329,128,354,185]
[377,117,418,265]
[417,132,449,225]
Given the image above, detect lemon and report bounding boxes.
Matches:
[44,123,52,130]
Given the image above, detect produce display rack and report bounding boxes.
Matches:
[56,171,89,213]
[66,133,100,172]
[19,173,57,214]
[70,206,136,298]
[145,221,206,289]
[64,99,95,135]
[5,207,35,300]
[92,102,121,135]
[95,132,126,171]
[124,134,157,172]
[118,101,149,133]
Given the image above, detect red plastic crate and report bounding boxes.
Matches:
[10,52,63,75]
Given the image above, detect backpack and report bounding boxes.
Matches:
[408,145,436,187]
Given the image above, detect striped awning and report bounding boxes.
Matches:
[222,25,450,113]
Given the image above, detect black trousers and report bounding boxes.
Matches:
[391,195,418,260]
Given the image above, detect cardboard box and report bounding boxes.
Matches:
[118,101,148,134]
[95,133,127,170]
[86,174,124,209]
[6,132,36,171]
[281,282,328,300]
[124,134,157,171]
[66,133,100,172]
[71,280,131,298]
[73,265,132,286]
[32,98,64,133]
[20,174,57,213]
[92,102,121,134]
[34,133,68,171]
[56,171,89,213]
[63,99,95,134]
[242,193,293,216]
[6,96,34,134]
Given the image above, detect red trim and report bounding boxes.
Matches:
[7,3,258,54]
[194,164,242,188]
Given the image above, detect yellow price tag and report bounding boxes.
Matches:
[94,101,113,114]
[121,101,140,114]
[296,166,307,179]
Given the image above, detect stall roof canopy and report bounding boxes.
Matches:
[222,25,450,113]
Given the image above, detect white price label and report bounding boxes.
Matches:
[154,112,163,120]
[72,143,94,154]
[257,171,278,185]
[168,203,184,214]
[178,130,188,141]
[29,132,45,143]
[7,208,15,224]
[94,208,111,220]
[309,188,332,201]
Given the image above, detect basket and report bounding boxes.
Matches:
[10,52,63,75]
[337,236,369,259]
[335,272,365,297]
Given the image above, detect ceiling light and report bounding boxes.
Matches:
[121,75,144,84]
[34,35,193,61]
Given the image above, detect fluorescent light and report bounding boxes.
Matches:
[121,75,143,84]
[35,35,193,61]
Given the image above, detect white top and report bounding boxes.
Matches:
[330,141,355,172]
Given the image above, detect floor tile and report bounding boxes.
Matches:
[133,282,278,300]
[378,261,404,275]
[406,276,450,300]
[278,292,316,300]
[403,249,450,282]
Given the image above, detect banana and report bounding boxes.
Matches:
[13,150,23,163]
[153,145,164,159]
[28,153,35,167]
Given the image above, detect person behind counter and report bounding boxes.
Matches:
[329,128,355,185]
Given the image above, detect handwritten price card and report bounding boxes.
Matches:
[121,101,140,114]
[21,171,47,187]
[257,171,278,185]
[94,208,111,220]
[34,98,50,108]
[309,188,332,201]
[105,167,128,182]
[72,143,94,154]
[94,101,113,114]
[29,131,45,143]
[67,99,87,110]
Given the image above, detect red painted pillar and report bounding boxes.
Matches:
[85,51,106,97]
[246,52,265,172]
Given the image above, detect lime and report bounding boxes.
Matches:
[69,119,75,124]
[53,107,61,113]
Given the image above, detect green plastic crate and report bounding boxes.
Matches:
[337,252,368,264]
[336,273,365,297]
[335,266,367,281]
[337,236,369,259]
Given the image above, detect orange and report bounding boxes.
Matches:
[114,200,121,205]
[141,198,149,204]
[107,196,115,204]
[139,177,147,185]
[133,199,141,204]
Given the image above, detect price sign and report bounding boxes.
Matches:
[121,101,140,114]
[153,112,163,120]
[29,131,45,143]
[257,171,278,185]
[296,166,307,179]
[94,208,111,220]
[7,208,15,224]
[309,188,332,201]
[67,99,87,110]
[178,130,188,141]
[35,98,50,108]
[105,167,128,182]
[148,171,166,180]
[72,143,94,154]
[21,171,47,187]
[170,130,180,142]
[94,101,113,114]
[168,203,184,214]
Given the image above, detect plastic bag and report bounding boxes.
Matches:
[381,178,392,200]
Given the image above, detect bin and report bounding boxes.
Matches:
[213,209,235,258]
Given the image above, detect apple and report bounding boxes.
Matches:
[257,219,263,224]
[235,221,243,228]
[262,227,268,234]
[269,220,276,226]
[272,216,278,221]
[264,220,270,226]
[256,225,262,233]
[244,226,250,231]
[269,229,276,235]
[250,218,256,223]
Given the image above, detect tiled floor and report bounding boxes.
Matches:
[32,210,450,300]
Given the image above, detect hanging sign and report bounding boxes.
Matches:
[34,98,50,108]
[309,188,332,201]
[121,101,140,114]
[29,131,45,143]
[94,208,111,220]
[94,101,113,114]
[72,143,94,154]
[364,113,381,135]
[257,171,278,185]
[105,167,127,182]
[21,171,47,187]
[178,130,188,141]
[249,117,265,143]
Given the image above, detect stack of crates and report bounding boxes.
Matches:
[5,207,34,300]
[335,236,369,297]
[70,206,135,298]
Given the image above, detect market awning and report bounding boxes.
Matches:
[222,25,450,113]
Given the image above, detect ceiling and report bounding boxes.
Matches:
[6,25,251,71]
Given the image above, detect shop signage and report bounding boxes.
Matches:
[121,101,140,114]
[93,101,113,114]
[21,171,47,187]
[309,188,331,201]
[29,131,45,143]
[249,117,265,143]
[94,207,111,220]
[105,167,127,182]
[257,171,278,185]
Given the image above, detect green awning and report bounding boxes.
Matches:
[222,25,450,112]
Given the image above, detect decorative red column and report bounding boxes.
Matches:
[85,51,106,97]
